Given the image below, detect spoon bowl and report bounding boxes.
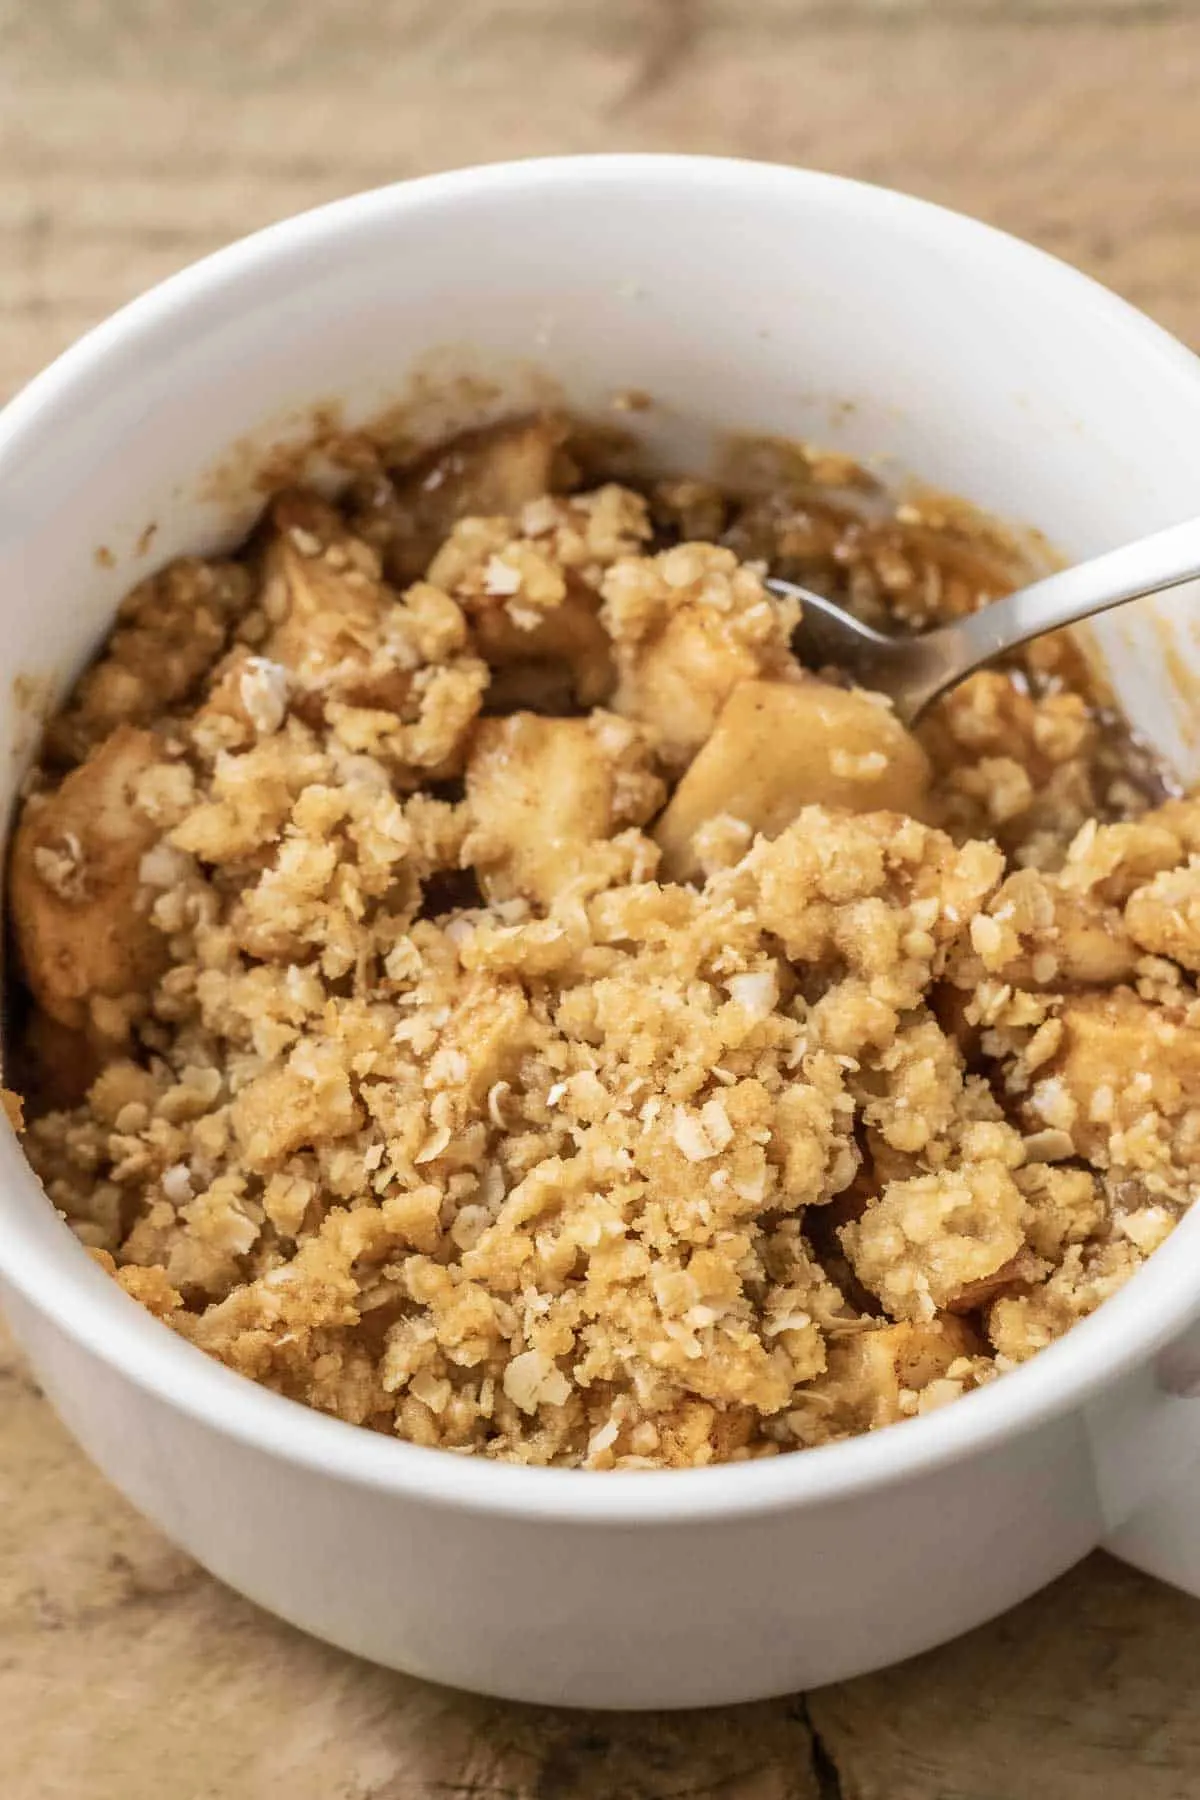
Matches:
[770,511,1200,723]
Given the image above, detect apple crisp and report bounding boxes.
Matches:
[9,415,1191,1468]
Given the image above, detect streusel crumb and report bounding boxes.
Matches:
[9,415,1186,1467]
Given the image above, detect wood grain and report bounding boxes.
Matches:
[810,1559,1200,1800]
[4,1,1200,400]
[3,3,1200,1795]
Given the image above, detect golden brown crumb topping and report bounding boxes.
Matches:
[8,416,1187,1468]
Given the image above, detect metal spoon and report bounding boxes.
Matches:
[766,514,1200,726]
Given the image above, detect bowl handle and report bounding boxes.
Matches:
[1102,1323,1200,1594]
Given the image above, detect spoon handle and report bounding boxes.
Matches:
[918,513,1200,711]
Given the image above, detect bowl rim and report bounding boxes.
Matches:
[3,150,1200,1526]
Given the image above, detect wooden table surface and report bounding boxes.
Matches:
[4,3,1200,1794]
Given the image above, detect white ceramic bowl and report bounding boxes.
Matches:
[3,155,1200,1710]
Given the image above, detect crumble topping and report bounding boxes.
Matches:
[8,415,1186,1468]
